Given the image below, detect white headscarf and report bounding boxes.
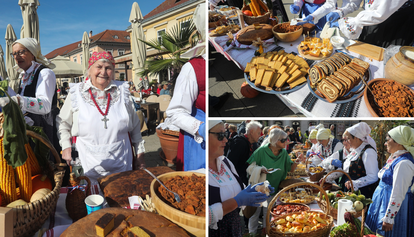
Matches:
[209,120,223,130]
[13,38,55,69]
[346,122,377,150]
[317,128,331,140]
[309,129,318,139]
[388,125,414,157]
[181,3,206,59]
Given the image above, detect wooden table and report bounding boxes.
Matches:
[140,102,160,125]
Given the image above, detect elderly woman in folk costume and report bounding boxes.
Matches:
[325,122,379,198]
[305,128,343,167]
[318,132,352,180]
[57,51,145,191]
[365,125,414,237]
[161,3,206,171]
[0,38,61,161]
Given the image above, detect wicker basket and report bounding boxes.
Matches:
[12,130,66,237]
[316,170,366,220]
[305,156,325,182]
[270,203,310,219]
[266,182,333,237]
[242,4,271,25]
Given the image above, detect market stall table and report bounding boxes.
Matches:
[209,32,386,117]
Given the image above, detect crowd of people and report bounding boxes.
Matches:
[209,120,414,237]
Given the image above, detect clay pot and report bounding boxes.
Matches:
[384,46,414,85]
[156,129,179,165]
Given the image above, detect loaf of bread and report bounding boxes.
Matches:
[61,208,190,237]
[95,213,115,237]
[311,52,369,102]
[236,24,273,45]
[302,23,316,35]
[98,167,174,207]
[317,80,340,103]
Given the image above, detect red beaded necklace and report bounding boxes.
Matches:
[89,88,111,129]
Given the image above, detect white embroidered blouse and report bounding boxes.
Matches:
[343,142,379,190]
[338,0,408,40]
[378,150,414,224]
[209,156,243,230]
[56,80,145,154]
[162,54,206,143]
[16,61,56,115]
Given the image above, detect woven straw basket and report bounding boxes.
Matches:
[316,169,366,220]
[266,182,334,237]
[241,4,271,25]
[305,156,325,182]
[12,130,66,237]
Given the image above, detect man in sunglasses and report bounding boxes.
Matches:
[227,121,263,186]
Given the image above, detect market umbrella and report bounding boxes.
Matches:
[19,0,40,42]
[81,31,90,75]
[51,56,83,78]
[0,45,7,81]
[5,24,19,92]
[129,2,148,90]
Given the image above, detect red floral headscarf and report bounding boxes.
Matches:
[88,51,115,69]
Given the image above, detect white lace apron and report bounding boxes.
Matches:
[73,83,133,188]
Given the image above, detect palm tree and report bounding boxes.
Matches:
[139,19,197,93]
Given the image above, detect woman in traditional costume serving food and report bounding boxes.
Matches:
[209,120,270,237]
[329,0,414,48]
[308,128,343,166]
[162,3,206,171]
[328,122,379,198]
[246,127,305,235]
[318,133,352,181]
[0,38,61,162]
[365,125,414,237]
[57,51,146,188]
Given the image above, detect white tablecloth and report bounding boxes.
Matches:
[209,33,387,117]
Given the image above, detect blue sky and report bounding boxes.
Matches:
[0,0,165,67]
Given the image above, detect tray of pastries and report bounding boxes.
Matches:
[244,50,310,94]
[297,36,334,60]
[307,52,371,103]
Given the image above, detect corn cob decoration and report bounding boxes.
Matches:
[25,143,41,176]
[15,159,32,203]
[0,137,17,204]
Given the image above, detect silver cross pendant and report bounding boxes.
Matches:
[102,115,109,129]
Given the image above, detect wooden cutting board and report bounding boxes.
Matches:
[60,208,190,237]
[346,41,384,61]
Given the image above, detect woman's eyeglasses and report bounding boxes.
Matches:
[279,138,288,143]
[209,132,226,141]
[11,49,27,57]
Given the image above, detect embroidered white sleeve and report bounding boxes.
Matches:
[338,0,407,40]
[20,68,56,115]
[381,160,414,224]
[164,62,203,141]
[209,202,223,229]
[352,148,379,190]
[56,92,74,150]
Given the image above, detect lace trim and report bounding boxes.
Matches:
[79,82,120,111]
[69,83,79,112]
